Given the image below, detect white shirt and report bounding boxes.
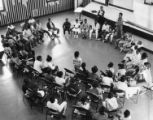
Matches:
[102,77,113,86]
[74,22,80,28]
[115,81,128,91]
[73,57,82,68]
[28,18,36,24]
[93,23,100,30]
[23,29,32,38]
[47,99,62,112]
[104,97,118,111]
[43,61,55,70]
[55,77,66,86]
[33,60,43,73]
[102,24,109,32]
[117,69,126,77]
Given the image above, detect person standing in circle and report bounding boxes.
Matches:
[97,6,105,30]
[116,12,123,39]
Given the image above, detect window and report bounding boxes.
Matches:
[0,0,4,11]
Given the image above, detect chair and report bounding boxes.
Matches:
[86,91,100,111]
[143,86,153,100]
[72,105,89,120]
[45,107,62,120]
[113,89,126,106]
[67,88,82,103]
[129,89,140,104]
[64,68,75,78]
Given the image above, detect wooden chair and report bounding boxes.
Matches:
[86,91,100,111]
[113,89,126,106]
[64,68,75,78]
[143,86,153,100]
[72,105,89,120]
[45,107,62,120]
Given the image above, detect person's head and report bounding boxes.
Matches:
[100,6,103,10]
[108,92,114,99]
[80,95,87,104]
[81,62,86,69]
[118,63,124,69]
[119,12,123,17]
[120,76,126,82]
[76,19,78,23]
[46,55,52,62]
[36,56,42,61]
[48,17,51,22]
[1,35,4,39]
[91,65,98,74]
[137,41,142,45]
[124,109,131,118]
[57,71,63,78]
[141,52,148,60]
[84,19,87,23]
[108,62,114,68]
[49,96,55,103]
[74,51,80,58]
[98,106,106,115]
[66,18,69,22]
[144,62,151,69]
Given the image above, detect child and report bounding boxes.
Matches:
[73,51,82,71]
[72,19,80,39]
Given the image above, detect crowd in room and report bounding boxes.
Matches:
[0,5,152,120]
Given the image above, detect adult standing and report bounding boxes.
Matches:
[97,6,105,30]
[116,12,123,39]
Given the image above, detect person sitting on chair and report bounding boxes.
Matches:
[46,17,59,33]
[89,65,101,83]
[42,55,56,73]
[55,71,67,86]
[72,19,80,39]
[103,92,119,112]
[63,18,71,35]
[47,96,67,116]
[89,20,100,40]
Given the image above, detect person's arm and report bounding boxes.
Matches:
[63,22,65,29]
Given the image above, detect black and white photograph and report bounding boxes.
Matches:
[0,0,153,120]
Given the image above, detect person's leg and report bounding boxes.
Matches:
[89,30,93,39]
[63,29,66,35]
[59,101,67,115]
[95,30,98,39]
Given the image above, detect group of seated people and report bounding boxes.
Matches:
[1,13,152,120]
[62,17,113,41]
[71,41,152,119]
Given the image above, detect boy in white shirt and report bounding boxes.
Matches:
[55,71,66,86]
[47,97,67,116]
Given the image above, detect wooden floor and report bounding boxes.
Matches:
[0,11,153,120]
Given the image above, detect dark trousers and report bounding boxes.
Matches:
[63,28,71,34]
